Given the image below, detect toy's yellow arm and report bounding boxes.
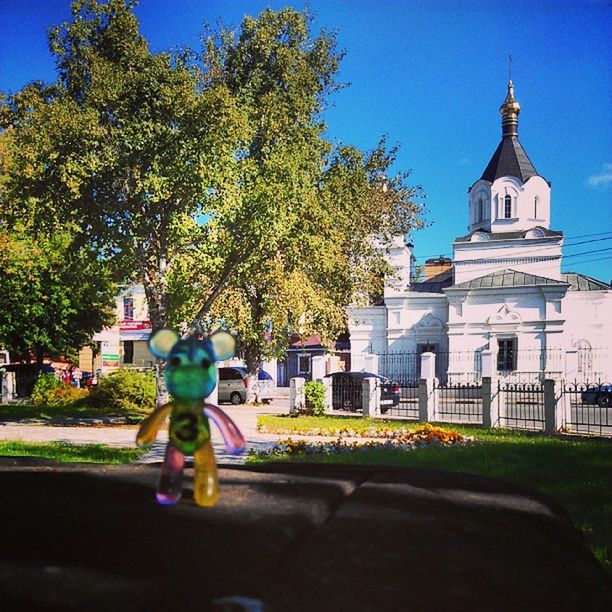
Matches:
[136,403,172,447]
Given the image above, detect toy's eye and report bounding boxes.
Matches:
[170,356,181,367]
[201,358,211,369]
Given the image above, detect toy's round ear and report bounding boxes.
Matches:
[149,328,180,359]
[210,331,235,361]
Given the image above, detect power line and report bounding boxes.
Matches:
[562,255,612,270]
[417,245,612,266]
[561,247,612,259]
[451,247,612,268]
[450,253,612,278]
[412,233,612,260]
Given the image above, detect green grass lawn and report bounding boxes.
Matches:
[258,414,415,437]
[0,403,147,422]
[255,415,612,570]
[0,440,143,463]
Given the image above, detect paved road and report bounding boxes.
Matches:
[0,399,290,465]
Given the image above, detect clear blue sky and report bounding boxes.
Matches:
[1,0,610,282]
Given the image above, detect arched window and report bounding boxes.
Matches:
[477,197,484,222]
[534,196,539,219]
[504,194,512,219]
[574,340,592,376]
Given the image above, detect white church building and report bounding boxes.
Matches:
[349,81,611,383]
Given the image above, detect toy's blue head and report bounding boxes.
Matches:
[148,329,235,401]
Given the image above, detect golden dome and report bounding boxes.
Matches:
[500,80,521,117]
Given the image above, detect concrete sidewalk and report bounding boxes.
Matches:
[0,401,288,464]
[1,459,610,611]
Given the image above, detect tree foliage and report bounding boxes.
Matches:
[1,0,244,330]
[196,10,425,377]
[0,228,116,362]
[0,2,425,384]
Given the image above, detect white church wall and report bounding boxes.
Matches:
[490,175,550,233]
[349,295,449,358]
[562,291,612,380]
[453,236,563,284]
[386,296,448,353]
[446,289,568,356]
[521,176,551,228]
[562,292,612,362]
[457,292,544,324]
[382,236,412,298]
[348,307,387,370]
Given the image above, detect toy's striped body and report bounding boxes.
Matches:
[169,399,210,455]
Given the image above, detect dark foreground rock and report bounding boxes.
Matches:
[0,458,609,611]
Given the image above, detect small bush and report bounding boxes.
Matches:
[87,368,156,414]
[31,374,62,405]
[32,374,88,407]
[303,381,326,416]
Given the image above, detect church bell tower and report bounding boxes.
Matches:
[467,81,551,235]
[453,81,563,285]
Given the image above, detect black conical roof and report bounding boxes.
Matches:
[480,81,540,184]
[481,136,538,183]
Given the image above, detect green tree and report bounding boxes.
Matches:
[0,228,116,363]
[195,11,425,388]
[1,3,425,397]
[1,0,244,333]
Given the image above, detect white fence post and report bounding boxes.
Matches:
[362,354,379,375]
[290,377,305,414]
[362,377,380,417]
[481,350,494,379]
[1,371,15,404]
[544,379,562,434]
[494,379,505,427]
[481,377,494,428]
[418,352,436,421]
[481,351,499,428]
[322,377,333,413]
[311,355,326,382]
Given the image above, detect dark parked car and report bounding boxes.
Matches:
[581,384,612,407]
[324,371,400,414]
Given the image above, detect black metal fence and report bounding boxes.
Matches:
[378,352,420,384]
[386,381,419,419]
[377,350,483,384]
[446,350,482,384]
[375,347,603,385]
[435,381,483,424]
[561,381,612,437]
[330,376,363,412]
[498,382,545,431]
[15,371,40,398]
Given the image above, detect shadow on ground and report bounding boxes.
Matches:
[0,459,609,611]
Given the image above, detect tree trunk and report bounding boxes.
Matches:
[142,275,170,407]
[244,349,262,404]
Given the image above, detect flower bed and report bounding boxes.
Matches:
[252,424,473,458]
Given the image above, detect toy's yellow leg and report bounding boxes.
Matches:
[193,440,219,507]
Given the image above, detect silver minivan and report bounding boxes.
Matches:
[217,367,275,404]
